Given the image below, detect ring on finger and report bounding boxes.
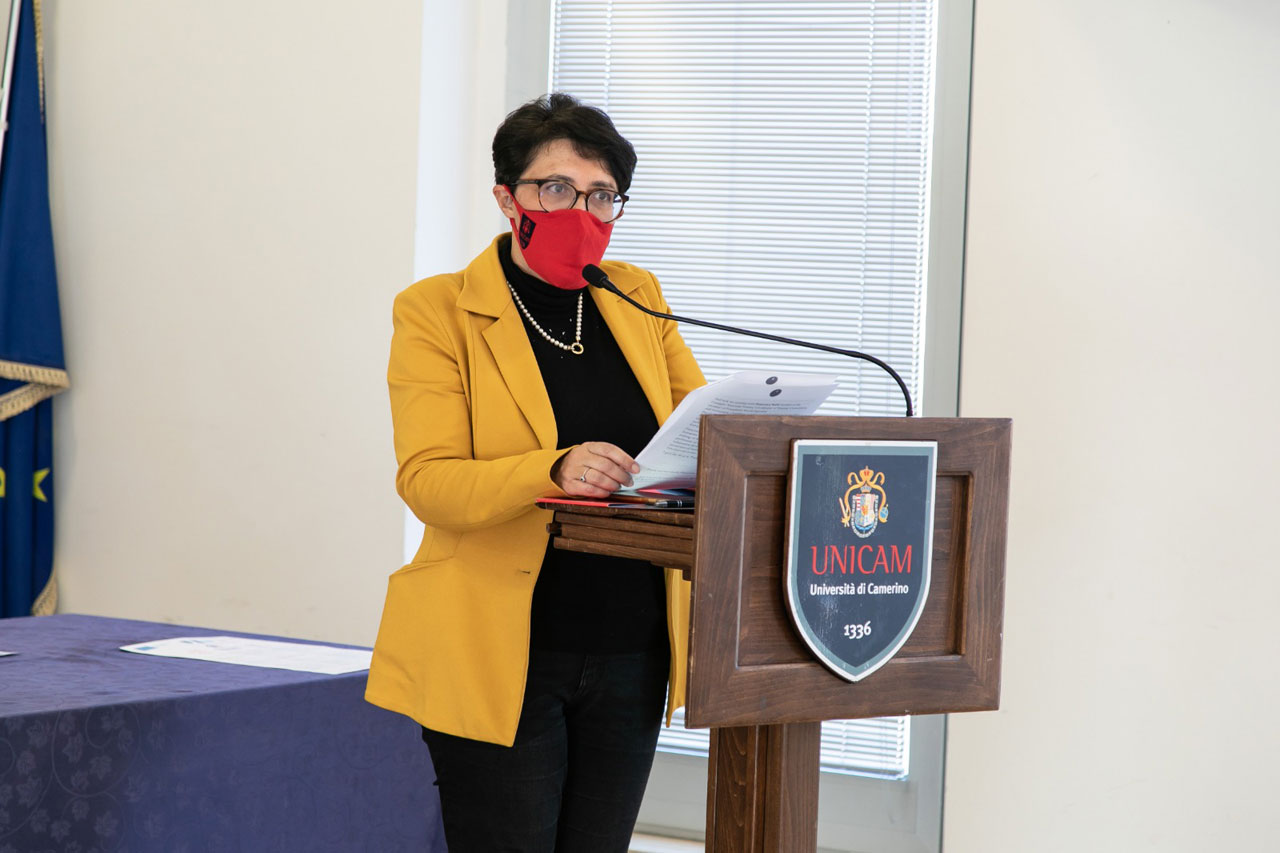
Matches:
[579,466,591,483]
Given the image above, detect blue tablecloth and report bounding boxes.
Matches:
[0,614,445,852]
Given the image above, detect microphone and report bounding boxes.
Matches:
[582,264,914,417]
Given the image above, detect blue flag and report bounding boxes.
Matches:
[0,0,67,617]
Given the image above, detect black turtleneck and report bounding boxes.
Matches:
[499,236,667,654]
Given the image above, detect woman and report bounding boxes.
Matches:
[366,94,705,852]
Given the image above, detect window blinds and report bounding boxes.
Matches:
[551,0,937,778]
[658,706,911,780]
[552,0,937,416]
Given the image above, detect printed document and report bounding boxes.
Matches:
[623,371,838,493]
[120,636,372,675]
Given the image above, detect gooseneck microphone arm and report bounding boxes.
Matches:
[582,264,914,417]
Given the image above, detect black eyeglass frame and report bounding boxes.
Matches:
[507,179,630,223]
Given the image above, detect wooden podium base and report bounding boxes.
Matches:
[707,723,821,853]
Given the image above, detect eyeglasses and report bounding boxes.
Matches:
[509,179,629,223]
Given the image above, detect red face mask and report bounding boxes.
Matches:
[508,196,614,290]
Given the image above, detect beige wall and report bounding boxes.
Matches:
[44,1,422,644]
[947,1,1280,850]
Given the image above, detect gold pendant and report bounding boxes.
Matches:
[570,342,585,355]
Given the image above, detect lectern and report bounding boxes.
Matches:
[546,415,1011,852]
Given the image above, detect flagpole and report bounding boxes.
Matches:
[0,0,23,180]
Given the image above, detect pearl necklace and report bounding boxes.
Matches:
[506,281,585,355]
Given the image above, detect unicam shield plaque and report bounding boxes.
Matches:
[783,440,938,682]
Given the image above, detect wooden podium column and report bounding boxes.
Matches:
[707,723,821,853]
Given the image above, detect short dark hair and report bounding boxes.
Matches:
[492,93,638,193]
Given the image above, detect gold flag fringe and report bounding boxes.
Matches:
[31,567,57,615]
[33,0,45,118]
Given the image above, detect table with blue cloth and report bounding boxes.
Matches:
[0,614,445,852]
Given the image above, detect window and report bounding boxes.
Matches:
[551,0,937,782]
[552,0,939,418]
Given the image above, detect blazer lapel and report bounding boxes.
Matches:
[460,239,559,450]
[480,308,558,449]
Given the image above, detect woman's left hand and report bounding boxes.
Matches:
[551,441,640,498]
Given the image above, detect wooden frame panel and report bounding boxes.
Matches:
[685,415,1010,728]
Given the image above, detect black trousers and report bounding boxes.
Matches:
[422,645,670,853]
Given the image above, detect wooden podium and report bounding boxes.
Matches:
[546,416,1011,852]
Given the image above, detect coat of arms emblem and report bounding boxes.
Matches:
[839,466,890,538]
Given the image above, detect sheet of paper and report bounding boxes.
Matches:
[622,370,838,493]
[0,651,14,657]
[119,636,372,675]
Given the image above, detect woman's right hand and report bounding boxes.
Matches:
[551,442,641,498]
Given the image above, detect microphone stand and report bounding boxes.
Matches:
[582,265,914,417]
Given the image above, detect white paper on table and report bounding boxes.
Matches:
[0,651,14,657]
[621,370,838,494]
[119,636,372,675]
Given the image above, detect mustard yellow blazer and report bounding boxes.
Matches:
[365,235,705,746]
